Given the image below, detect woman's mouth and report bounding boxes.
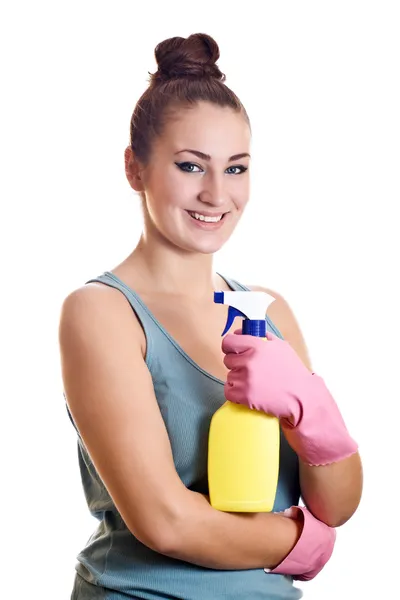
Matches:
[186,210,227,229]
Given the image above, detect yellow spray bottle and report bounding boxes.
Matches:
[208,290,280,512]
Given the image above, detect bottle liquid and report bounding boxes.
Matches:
[208,290,280,512]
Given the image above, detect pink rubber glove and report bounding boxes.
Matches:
[222,331,358,466]
[266,506,336,581]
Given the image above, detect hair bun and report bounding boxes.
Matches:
[151,33,226,83]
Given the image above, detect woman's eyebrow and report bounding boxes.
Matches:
[174,149,250,161]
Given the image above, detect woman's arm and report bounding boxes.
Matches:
[58,284,301,570]
[168,493,302,569]
[265,289,363,527]
[299,453,363,527]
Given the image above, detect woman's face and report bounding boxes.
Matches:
[128,101,251,255]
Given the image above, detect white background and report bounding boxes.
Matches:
[1,1,399,598]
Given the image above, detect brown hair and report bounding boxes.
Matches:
[130,33,250,165]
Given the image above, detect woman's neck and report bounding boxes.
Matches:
[124,234,223,299]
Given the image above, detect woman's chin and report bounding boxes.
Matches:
[182,233,228,255]
[160,221,234,255]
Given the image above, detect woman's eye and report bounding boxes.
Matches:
[226,165,248,175]
[175,162,248,175]
[175,162,203,173]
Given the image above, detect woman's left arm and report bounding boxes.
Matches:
[299,453,363,527]
[266,289,363,527]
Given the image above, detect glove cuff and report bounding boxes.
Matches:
[266,506,336,581]
[283,373,359,466]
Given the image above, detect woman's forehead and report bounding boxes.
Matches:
[156,103,251,157]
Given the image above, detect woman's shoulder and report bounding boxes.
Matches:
[59,279,146,353]
[59,280,130,321]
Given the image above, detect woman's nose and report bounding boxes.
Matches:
[198,174,227,207]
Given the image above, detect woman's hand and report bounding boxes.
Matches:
[267,505,336,581]
[222,330,311,424]
[222,331,358,466]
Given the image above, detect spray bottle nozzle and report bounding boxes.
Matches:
[215,290,276,337]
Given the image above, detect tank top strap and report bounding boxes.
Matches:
[217,272,284,339]
[216,272,249,292]
[85,271,160,370]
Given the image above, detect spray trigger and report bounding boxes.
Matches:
[221,306,246,336]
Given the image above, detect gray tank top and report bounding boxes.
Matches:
[67,271,302,600]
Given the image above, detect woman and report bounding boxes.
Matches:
[59,33,362,600]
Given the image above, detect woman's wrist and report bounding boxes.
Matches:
[263,511,304,570]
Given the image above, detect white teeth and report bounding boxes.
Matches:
[189,212,223,223]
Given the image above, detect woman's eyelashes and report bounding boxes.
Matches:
[226,165,248,175]
[175,161,248,175]
[175,162,203,173]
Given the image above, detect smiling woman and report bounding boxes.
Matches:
[59,32,361,600]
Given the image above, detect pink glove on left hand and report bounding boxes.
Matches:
[266,505,336,581]
[222,331,358,466]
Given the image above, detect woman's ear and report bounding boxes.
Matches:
[124,146,145,192]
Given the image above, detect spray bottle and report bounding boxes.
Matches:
[208,290,280,512]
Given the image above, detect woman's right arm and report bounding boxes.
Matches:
[58,284,302,571]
